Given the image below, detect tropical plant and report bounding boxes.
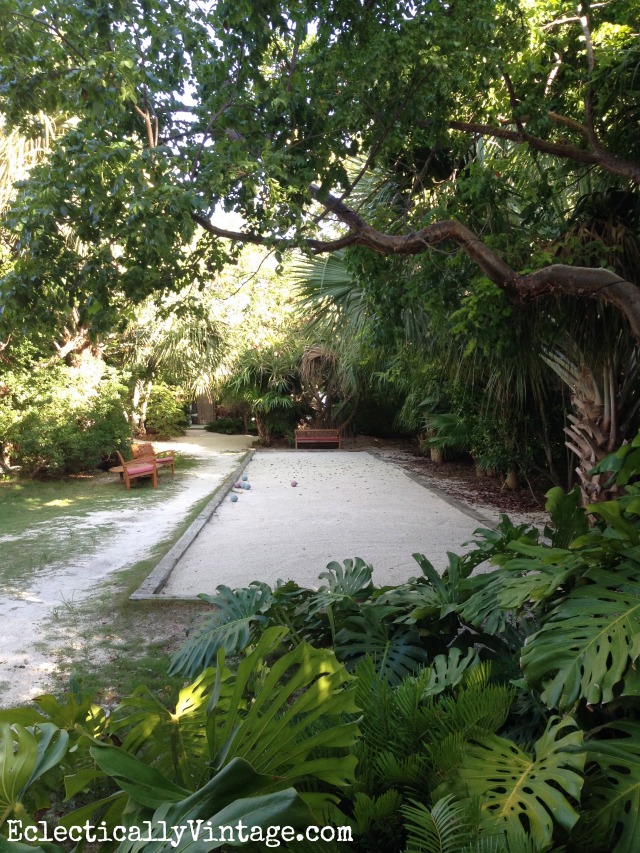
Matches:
[1,629,359,847]
[437,716,585,850]
[0,723,69,830]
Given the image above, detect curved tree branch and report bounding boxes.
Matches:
[191,192,640,339]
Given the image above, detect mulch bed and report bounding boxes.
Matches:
[348,436,548,515]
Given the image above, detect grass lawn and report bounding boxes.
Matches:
[0,457,198,588]
[0,455,213,706]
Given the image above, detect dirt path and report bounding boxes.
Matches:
[0,430,253,708]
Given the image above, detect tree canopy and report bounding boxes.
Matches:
[1,0,639,335]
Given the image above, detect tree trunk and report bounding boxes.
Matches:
[139,379,154,435]
[564,367,619,504]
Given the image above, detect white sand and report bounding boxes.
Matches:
[160,450,491,596]
[2,436,502,709]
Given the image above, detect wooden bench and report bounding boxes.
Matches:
[294,428,342,449]
[112,450,158,491]
[131,442,175,476]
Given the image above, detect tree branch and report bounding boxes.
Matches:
[448,120,640,183]
[192,191,640,339]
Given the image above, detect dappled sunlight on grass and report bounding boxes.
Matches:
[0,454,200,589]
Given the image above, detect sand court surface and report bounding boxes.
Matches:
[157,450,491,596]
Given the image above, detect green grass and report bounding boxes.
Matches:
[0,456,199,588]
[0,452,226,705]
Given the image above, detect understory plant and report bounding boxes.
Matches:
[0,629,358,850]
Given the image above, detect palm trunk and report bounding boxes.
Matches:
[564,368,619,504]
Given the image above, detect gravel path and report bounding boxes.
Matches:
[159,450,495,596]
[2,432,548,709]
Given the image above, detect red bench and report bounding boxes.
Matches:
[112,450,158,491]
[294,428,342,449]
[132,442,175,476]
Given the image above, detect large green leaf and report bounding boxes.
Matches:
[521,563,640,709]
[308,557,374,617]
[115,758,312,852]
[438,716,585,849]
[422,648,481,698]
[0,723,69,828]
[410,552,462,619]
[544,485,589,548]
[334,603,428,685]
[458,541,583,633]
[168,582,273,677]
[586,500,640,545]
[206,627,360,793]
[89,741,191,809]
[578,721,640,853]
[110,668,219,788]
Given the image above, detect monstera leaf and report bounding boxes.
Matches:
[309,557,374,612]
[110,668,219,788]
[521,563,640,709]
[206,627,360,792]
[458,540,583,634]
[421,648,480,698]
[438,716,585,850]
[579,721,640,853]
[169,582,273,677]
[333,603,428,685]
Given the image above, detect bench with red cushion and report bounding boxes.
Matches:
[112,450,158,491]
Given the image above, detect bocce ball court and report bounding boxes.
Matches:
[141,450,489,599]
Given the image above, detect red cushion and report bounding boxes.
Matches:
[126,464,155,474]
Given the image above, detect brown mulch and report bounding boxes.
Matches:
[346,435,548,516]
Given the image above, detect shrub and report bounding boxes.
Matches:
[143,381,189,438]
[1,363,131,476]
[204,415,245,434]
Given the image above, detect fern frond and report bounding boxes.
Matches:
[403,795,474,853]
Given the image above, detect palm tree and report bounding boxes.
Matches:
[116,291,225,432]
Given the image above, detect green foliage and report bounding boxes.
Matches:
[5,437,640,849]
[204,416,244,434]
[544,485,589,548]
[401,795,475,853]
[521,561,640,710]
[1,630,358,845]
[579,721,640,853]
[1,361,130,476]
[334,605,429,685]
[143,381,188,438]
[0,723,69,829]
[438,716,585,850]
[168,583,273,678]
[592,430,640,487]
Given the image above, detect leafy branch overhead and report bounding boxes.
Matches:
[2,0,640,334]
